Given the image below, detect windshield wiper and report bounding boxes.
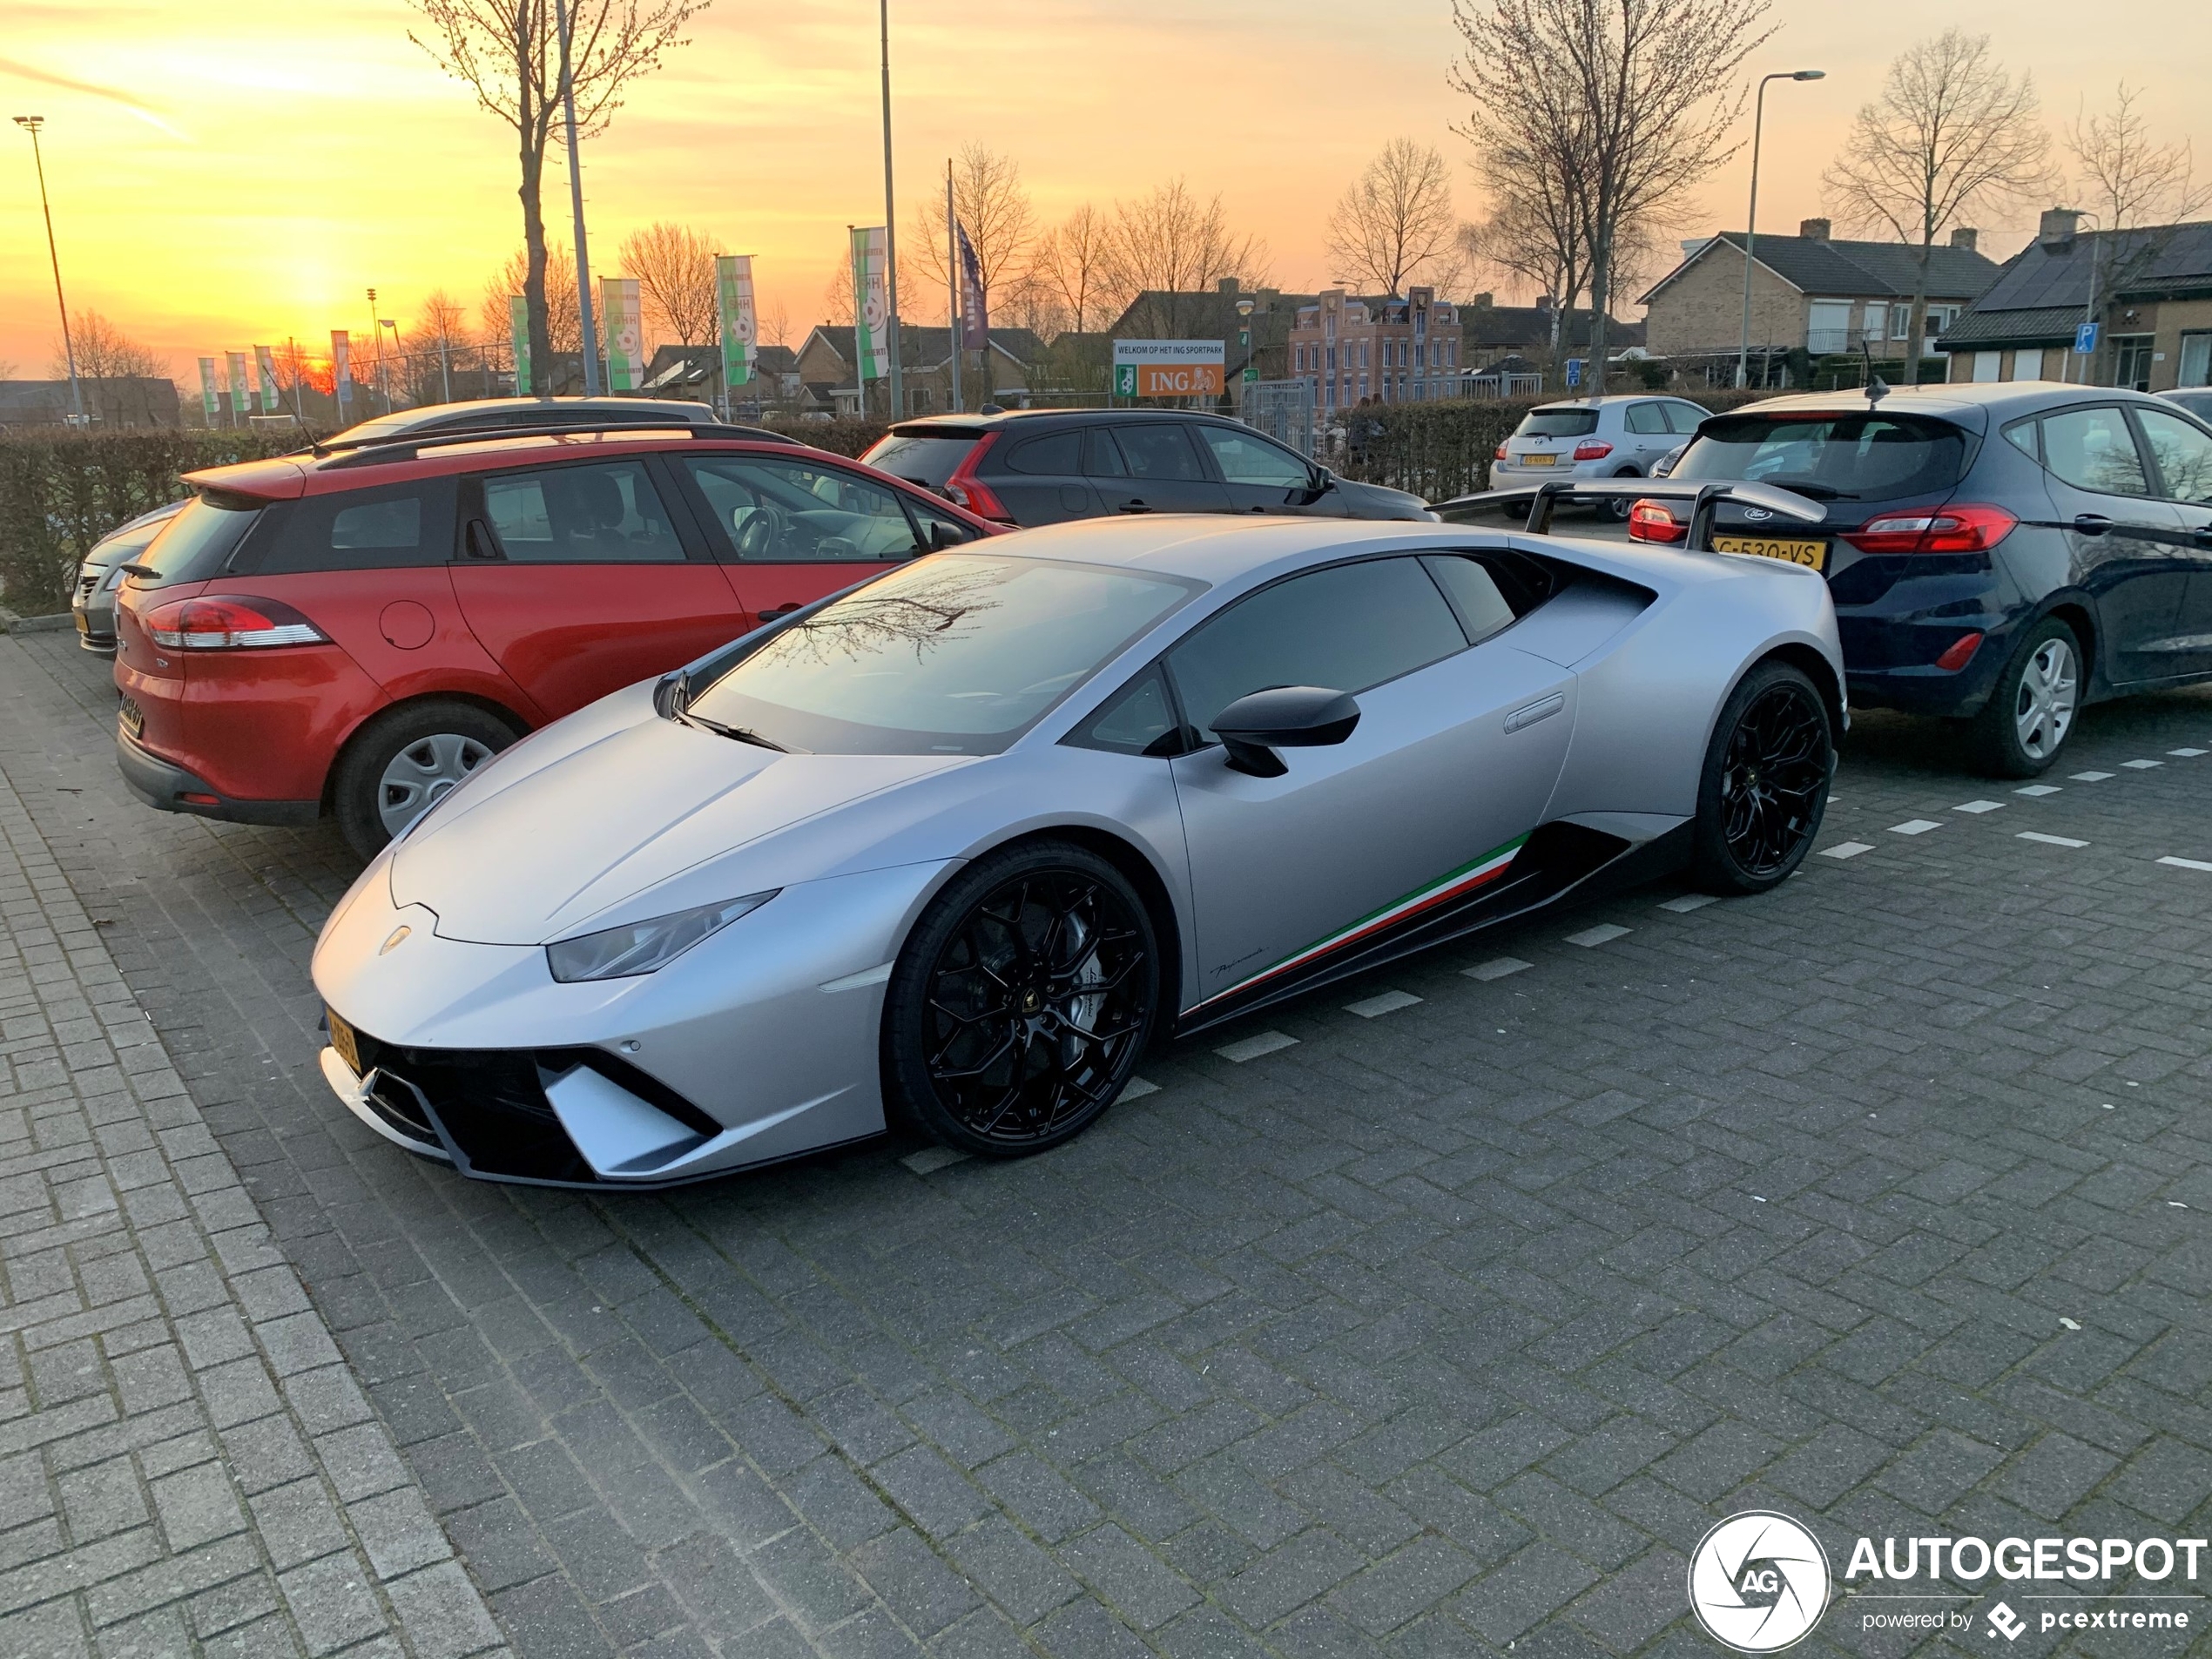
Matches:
[1745,478,1854,501]
[678,710,787,752]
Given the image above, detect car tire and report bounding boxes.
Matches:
[1967,616,2081,779]
[334,700,520,860]
[883,840,1162,1157]
[1690,659,1834,896]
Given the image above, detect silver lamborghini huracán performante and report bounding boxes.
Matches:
[314,505,1844,1187]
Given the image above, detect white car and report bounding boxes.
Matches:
[1488,395,1711,516]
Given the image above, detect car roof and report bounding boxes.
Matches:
[1724,381,2187,422]
[1531,395,1693,410]
[884,408,1244,435]
[331,396,718,442]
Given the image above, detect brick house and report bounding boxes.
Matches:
[1938,211,2212,391]
[1285,288,1464,411]
[1639,219,1999,374]
[792,326,1047,416]
[1099,279,1313,388]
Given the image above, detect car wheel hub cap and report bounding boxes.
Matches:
[1719,685,1828,877]
[377,733,495,839]
[2013,639,2077,760]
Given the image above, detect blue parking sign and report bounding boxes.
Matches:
[2074,321,2099,354]
[1565,358,1584,388]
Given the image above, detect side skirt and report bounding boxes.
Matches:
[1170,820,1692,1038]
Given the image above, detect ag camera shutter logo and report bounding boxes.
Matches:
[1689,1512,1831,1652]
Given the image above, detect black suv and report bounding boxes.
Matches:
[860,408,1433,527]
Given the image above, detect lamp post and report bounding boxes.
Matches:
[552,0,602,395]
[879,0,904,418]
[14,116,84,426]
[1236,297,1256,417]
[1737,69,1824,390]
[379,319,400,408]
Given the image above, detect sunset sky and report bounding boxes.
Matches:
[3,0,2209,380]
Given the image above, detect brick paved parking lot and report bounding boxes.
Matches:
[0,624,2207,1658]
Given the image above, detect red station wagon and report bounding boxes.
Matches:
[112,422,999,857]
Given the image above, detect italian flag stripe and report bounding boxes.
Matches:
[1200,833,1529,1010]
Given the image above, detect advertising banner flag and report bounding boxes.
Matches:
[715,255,758,391]
[254,346,280,414]
[506,299,530,395]
[197,357,219,425]
[850,226,889,383]
[1111,339,1226,398]
[602,278,644,392]
[331,330,354,411]
[226,352,251,424]
[957,223,988,351]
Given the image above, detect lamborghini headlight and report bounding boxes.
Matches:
[546,891,779,982]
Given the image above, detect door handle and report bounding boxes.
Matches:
[1505,693,1565,733]
[758,604,801,621]
[1117,499,1150,514]
[2072,513,2114,537]
[2193,523,2212,550]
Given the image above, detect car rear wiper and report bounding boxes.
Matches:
[678,709,787,752]
[1747,479,1854,501]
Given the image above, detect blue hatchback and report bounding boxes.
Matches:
[1634,383,2212,774]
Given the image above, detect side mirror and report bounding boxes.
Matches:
[1211,686,1360,778]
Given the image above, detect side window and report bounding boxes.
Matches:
[2134,408,2212,505]
[2039,407,2150,497]
[1068,667,1180,757]
[1164,557,1468,738]
[1194,425,1310,488]
[1420,556,1519,644]
[680,455,923,562]
[2001,419,2040,462]
[1081,427,1127,478]
[1665,402,1706,435]
[907,497,982,550]
[1625,402,1669,435]
[253,478,458,575]
[479,462,685,563]
[1112,425,1206,482]
[1004,430,1082,475]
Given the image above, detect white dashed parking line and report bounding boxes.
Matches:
[2018,831,2089,848]
[2170,747,2207,758]
[1123,1076,1161,1100]
[2016,784,2061,796]
[1954,800,2005,814]
[901,1146,970,1175]
[1345,990,1422,1018]
[1819,841,1875,860]
[1466,957,1533,981]
[1565,923,1632,948]
[1217,1030,1298,1062]
[1889,819,1943,835]
[2070,771,2114,781]
[2157,856,2212,873]
[2122,759,2162,769]
[1657,894,1716,913]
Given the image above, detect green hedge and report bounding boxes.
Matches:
[0,429,312,617]
[760,415,888,458]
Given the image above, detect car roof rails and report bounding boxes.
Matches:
[315,421,804,469]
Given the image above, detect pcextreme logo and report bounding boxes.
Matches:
[1688,1512,1832,1652]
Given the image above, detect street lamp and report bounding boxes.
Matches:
[1236,297,1256,417]
[552,0,601,395]
[879,0,904,418]
[14,115,84,426]
[1737,70,1824,390]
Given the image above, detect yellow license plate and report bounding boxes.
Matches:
[1711,535,1826,571]
[1519,452,1557,466]
[327,1007,361,1074]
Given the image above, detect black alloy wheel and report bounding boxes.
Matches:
[1691,661,1833,894]
[886,843,1159,1156]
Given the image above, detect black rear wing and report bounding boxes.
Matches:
[1433,477,1824,551]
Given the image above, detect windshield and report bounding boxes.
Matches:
[132,494,263,583]
[1673,412,1972,501]
[862,432,982,488]
[683,553,1197,756]
[1514,408,1600,439]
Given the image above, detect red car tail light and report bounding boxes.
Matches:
[141,595,330,650]
[1494,442,1508,461]
[1841,502,2018,554]
[1933,631,1985,671]
[1573,440,1614,461]
[1628,500,1685,543]
[941,431,1012,522]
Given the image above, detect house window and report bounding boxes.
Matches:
[1808,300,1853,355]
[1863,301,1886,340]
[1890,303,1912,339]
[2181,333,2212,388]
[2112,334,2155,391]
[2011,347,2043,381]
[1972,350,2002,382]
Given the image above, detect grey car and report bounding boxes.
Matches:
[1487,395,1711,515]
[312,510,1842,1188]
[72,499,185,653]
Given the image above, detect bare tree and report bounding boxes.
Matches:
[1454,0,1774,388]
[1825,30,2054,375]
[820,265,855,329]
[2067,81,2209,232]
[759,297,791,350]
[1031,204,1111,335]
[420,288,470,351]
[407,0,708,381]
[1103,179,1268,334]
[481,243,579,353]
[52,310,165,381]
[621,219,722,346]
[1327,138,1461,295]
[907,145,1037,323]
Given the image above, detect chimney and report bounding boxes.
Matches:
[1949,227,1979,253]
[1217,276,1240,295]
[1798,217,1831,242]
[2040,208,2081,249]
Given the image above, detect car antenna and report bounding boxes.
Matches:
[1859,340,1887,406]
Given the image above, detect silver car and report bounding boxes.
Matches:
[1488,395,1711,516]
[73,500,185,653]
[312,513,1843,1187]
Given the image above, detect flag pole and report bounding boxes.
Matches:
[947,160,963,414]
[880,0,903,418]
